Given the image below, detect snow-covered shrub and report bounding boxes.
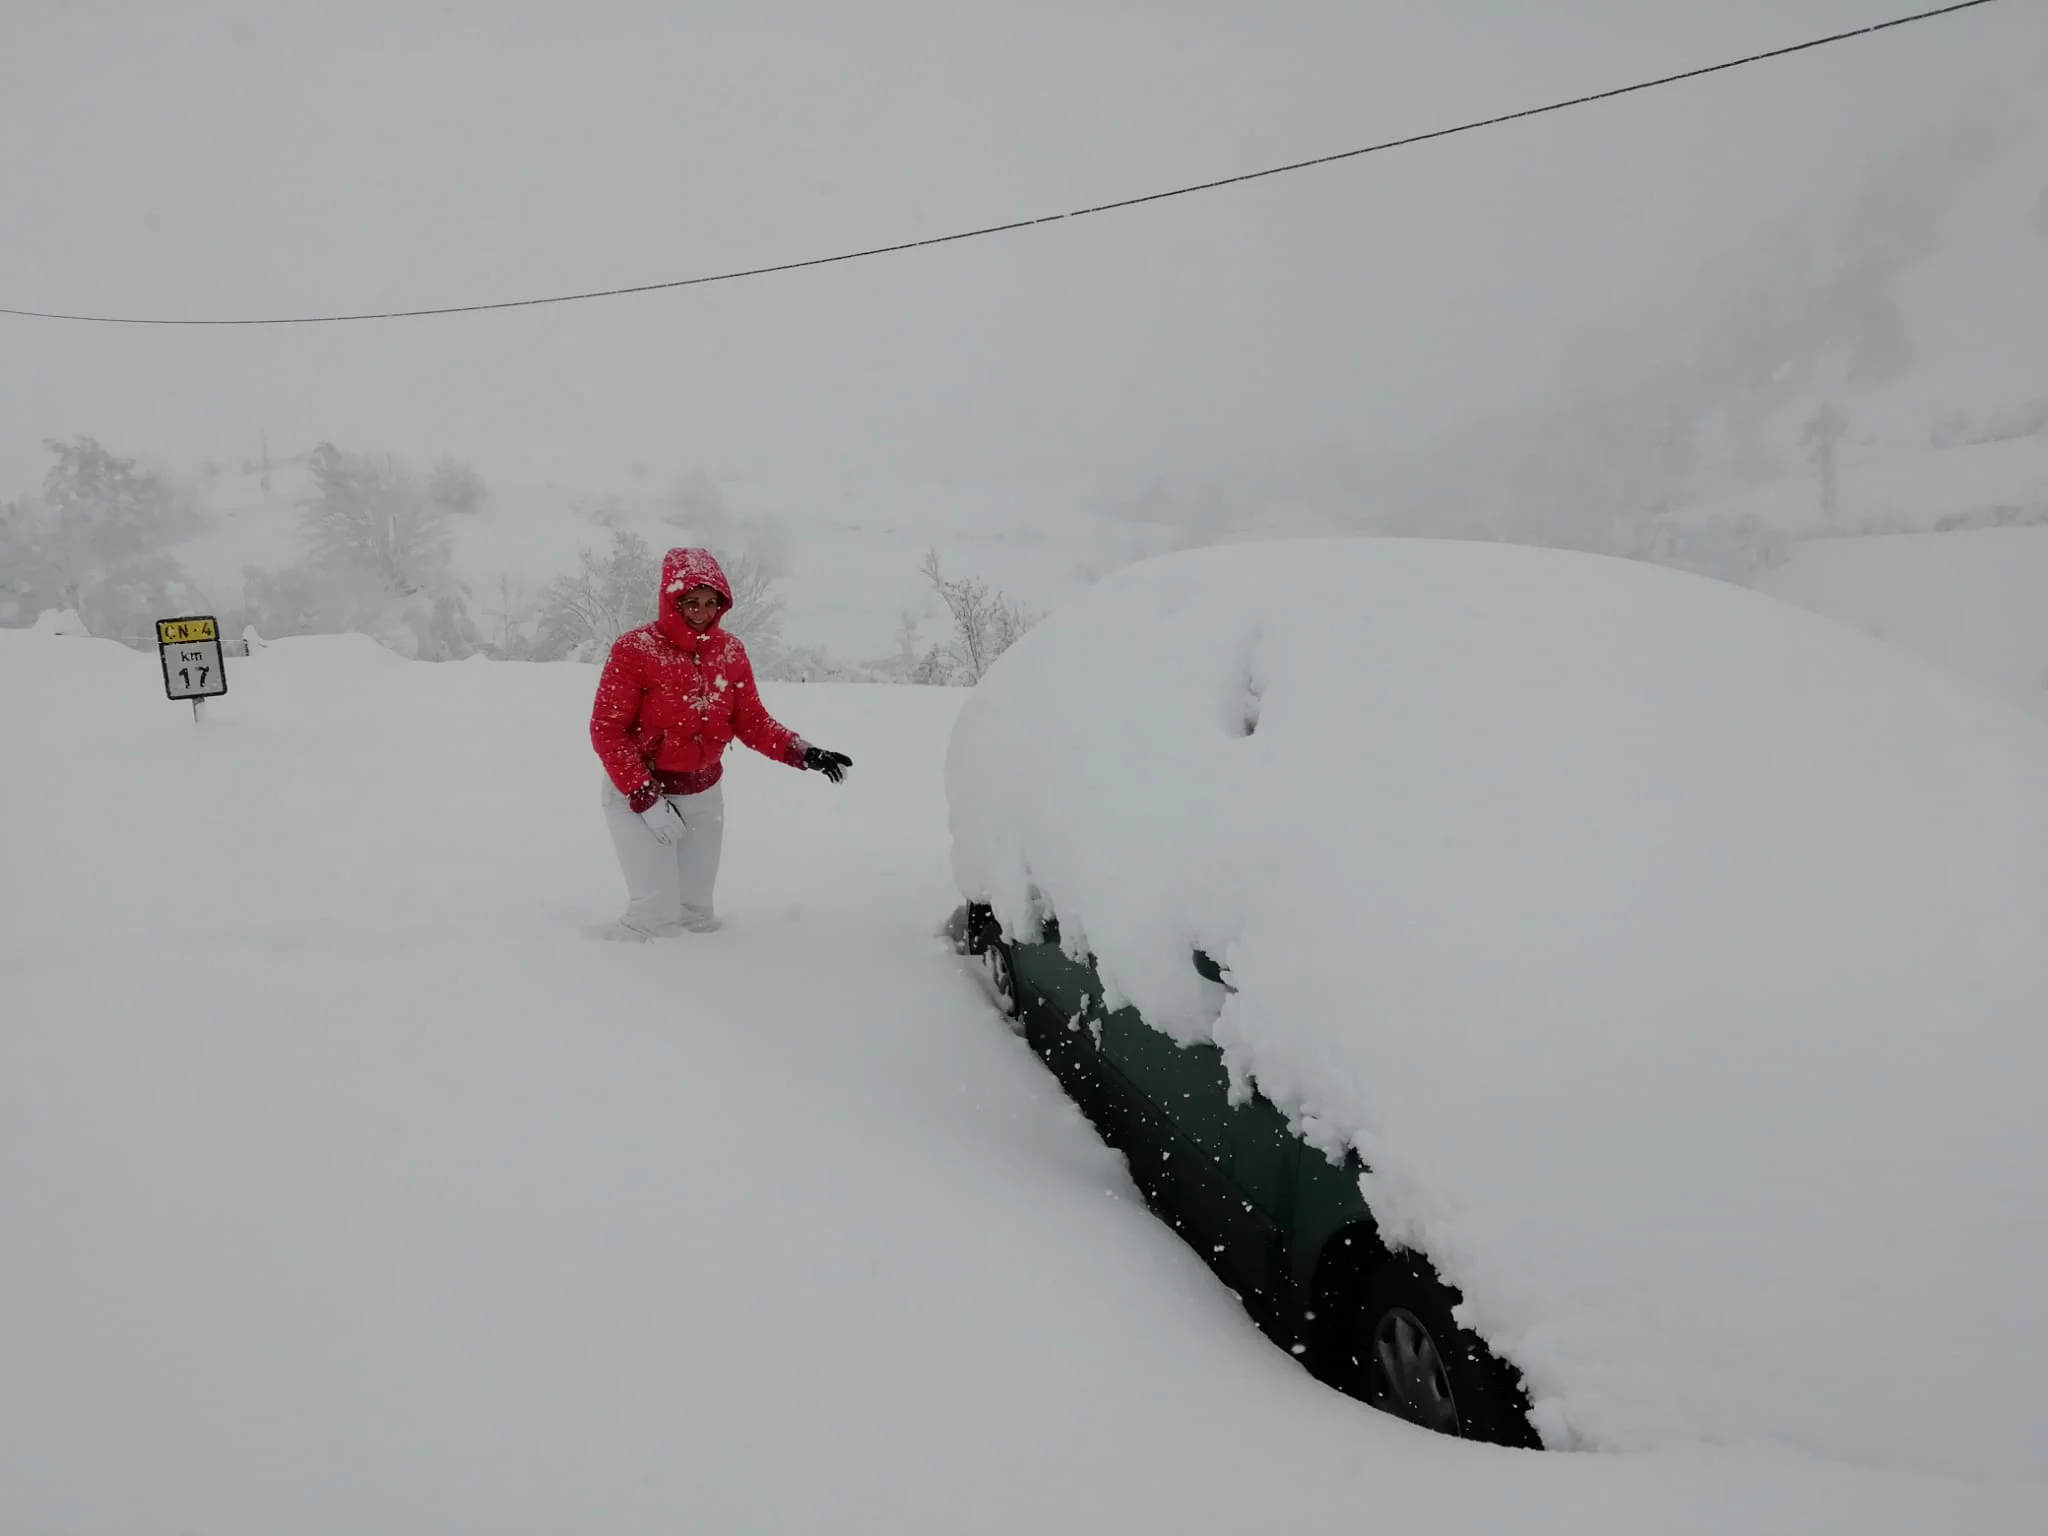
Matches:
[241,561,350,641]
[757,641,872,684]
[475,574,542,660]
[1932,501,2048,533]
[30,607,90,635]
[427,456,489,516]
[876,610,957,687]
[918,549,1036,684]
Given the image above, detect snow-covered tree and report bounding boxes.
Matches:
[534,531,661,661]
[1,437,205,642]
[719,549,786,658]
[302,443,450,596]
[245,442,477,659]
[531,530,800,671]
[0,496,57,626]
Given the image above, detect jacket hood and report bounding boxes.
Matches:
[656,547,733,641]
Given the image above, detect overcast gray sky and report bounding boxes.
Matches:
[2,0,2037,496]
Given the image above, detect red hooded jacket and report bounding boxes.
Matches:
[589,547,806,800]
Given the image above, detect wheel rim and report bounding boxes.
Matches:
[1370,1307,1462,1436]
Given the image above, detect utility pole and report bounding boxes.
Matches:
[1802,402,1847,527]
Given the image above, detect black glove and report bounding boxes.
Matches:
[802,745,852,783]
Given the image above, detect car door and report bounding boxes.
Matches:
[1009,917,1191,1148]
[1092,983,1288,1312]
[1007,919,1289,1309]
[1223,1088,1300,1290]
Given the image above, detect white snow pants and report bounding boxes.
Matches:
[601,778,726,935]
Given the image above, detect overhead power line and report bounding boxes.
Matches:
[0,0,2006,327]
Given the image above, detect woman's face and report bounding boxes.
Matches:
[677,585,723,631]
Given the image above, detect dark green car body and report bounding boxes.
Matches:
[956,901,1538,1447]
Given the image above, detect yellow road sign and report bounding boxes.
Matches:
[156,617,218,645]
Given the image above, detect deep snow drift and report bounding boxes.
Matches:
[5,626,2046,1533]
[947,538,2048,1480]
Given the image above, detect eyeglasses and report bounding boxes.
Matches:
[678,593,722,611]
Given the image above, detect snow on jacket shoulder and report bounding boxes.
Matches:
[589,547,807,796]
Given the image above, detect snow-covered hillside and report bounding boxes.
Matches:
[7,628,2045,1533]
[1756,523,2048,715]
[1658,105,2048,540]
[1668,111,2048,716]
[1833,111,2048,456]
[1670,434,2048,540]
[164,466,1147,668]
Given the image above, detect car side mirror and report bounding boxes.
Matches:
[1192,949,1236,991]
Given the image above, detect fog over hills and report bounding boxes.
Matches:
[3,2,2043,682]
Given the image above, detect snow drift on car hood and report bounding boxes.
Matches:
[946,538,2048,1480]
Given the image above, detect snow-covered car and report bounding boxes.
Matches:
[944,539,2048,1476]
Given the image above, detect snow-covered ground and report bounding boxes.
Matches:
[949,540,2048,1481]
[5,625,2047,1533]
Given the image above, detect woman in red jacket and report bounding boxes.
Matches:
[589,546,851,940]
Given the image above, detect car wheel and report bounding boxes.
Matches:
[1342,1254,1537,1448]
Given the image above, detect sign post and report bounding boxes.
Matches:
[156,615,228,722]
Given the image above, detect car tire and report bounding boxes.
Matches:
[1340,1253,1538,1448]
